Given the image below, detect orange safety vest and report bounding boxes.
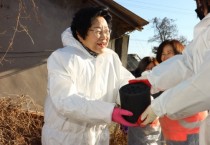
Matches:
[160,111,208,141]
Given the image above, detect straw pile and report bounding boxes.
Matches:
[109,123,127,145]
[0,95,127,145]
[0,95,43,145]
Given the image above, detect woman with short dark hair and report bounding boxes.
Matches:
[42,6,137,145]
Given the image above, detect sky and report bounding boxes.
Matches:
[114,0,200,58]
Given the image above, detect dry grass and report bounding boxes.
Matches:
[109,123,127,145]
[0,95,127,145]
[0,95,43,145]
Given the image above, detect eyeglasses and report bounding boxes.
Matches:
[89,28,111,38]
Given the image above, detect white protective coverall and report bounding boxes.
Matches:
[147,14,210,144]
[41,28,134,145]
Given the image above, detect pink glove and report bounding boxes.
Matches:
[112,107,138,127]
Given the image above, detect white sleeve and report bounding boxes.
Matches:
[147,54,193,91]
[47,51,115,124]
[151,51,210,119]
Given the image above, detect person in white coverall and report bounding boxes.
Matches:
[41,6,138,145]
[132,0,210,144]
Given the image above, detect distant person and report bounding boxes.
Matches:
[131,56,158,77]
[42,6,137,145]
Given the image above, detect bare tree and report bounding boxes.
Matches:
[178,35,189,45]
[148,17,188,45]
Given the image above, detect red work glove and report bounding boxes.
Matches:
[128,79,151,87]
[112,107,138,127]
